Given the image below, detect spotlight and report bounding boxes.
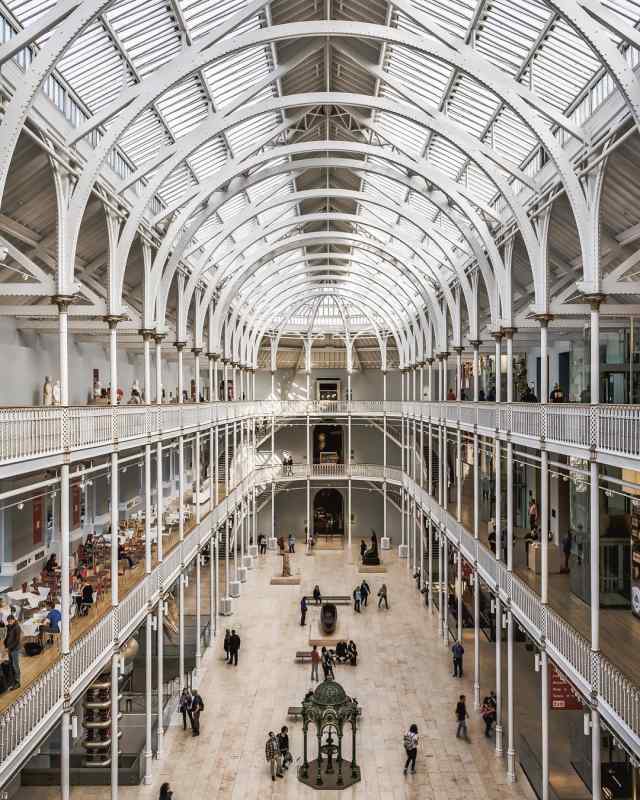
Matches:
[17,502,24,511]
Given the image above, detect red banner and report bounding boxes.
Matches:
[72,484,81,529]
[549,663,583,711]
[32,497,43,546]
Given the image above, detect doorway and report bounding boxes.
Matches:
[313,425,344,464]
[313,489,344,537]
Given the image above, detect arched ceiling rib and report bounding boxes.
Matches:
[1,0,640,360]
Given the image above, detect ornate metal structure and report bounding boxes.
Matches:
[299,680,360,789]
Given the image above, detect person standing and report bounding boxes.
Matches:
[229,629,241,666]
[300,596,308,626]
[403,723,419,775]
[266,731,283,780]
[455,695,470,740]
[360,539,367,561]
[360,579,370,607]
[278,725,292,770]
[310,645,321,682]
[528,497,539,533]
[288,533,295,553]
[451,639,464,678]
[321,646,334,680]
[190,689,205,736]
[377,583,389,609]
[4,616,21,689]
[480,696,495,738]
[223,628,231,663]
[178,688,192,731]
[159,782,173,799]
[353,585,361,613]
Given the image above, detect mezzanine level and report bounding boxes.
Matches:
[1,399,640,479]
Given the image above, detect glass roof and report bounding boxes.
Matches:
[1,0,639,340]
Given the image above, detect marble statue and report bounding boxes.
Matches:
[43,376,53,407]
[93,378,102,400]
[52,380,61,406]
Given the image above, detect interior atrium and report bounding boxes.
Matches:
[1,0,640,797]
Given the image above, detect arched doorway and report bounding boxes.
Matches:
[313,425,344,464]
[313,489,344,537]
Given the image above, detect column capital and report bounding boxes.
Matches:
[51,293,77,311]
[138,328,156,341]
[173,340,187,351]
[581,292,607,310]
[533,313,554,326]
[104,314,127,329]
[191,347,203,357]
[417,360,426,367]
[425,357,434,365]
[207,351,220,361]
[436,351,449,360]
[154,332,167,344]
[502,327,517,339]
[452,346,464,355]
[468,339,482,350]
[491,330,503,342]
[231,360,239,368]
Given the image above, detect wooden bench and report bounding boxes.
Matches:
[295,651,313,663]
[303,595,351,605]
[288,705,362,721]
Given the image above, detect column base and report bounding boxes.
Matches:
[220,597,233,616]
[381,536,391,550]
[495,724,503,756]
[243,555,255,569]
[143,751,153,785]
[398,544,409,559]
[229,580,241,598]
[267,537,277,550]
[506,749,517,783]
[473,682,480,710]
[248,545,258,559]
[237,566,248,583]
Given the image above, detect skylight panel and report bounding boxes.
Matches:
[446,76,497,140]
[204,46,273,110]
[246,175,294,206]
[181,0,255,40]
[155,77,209,139]
[490,107,537,168]
[217,193,248,222]
[118,109,173,166]
[382,45,451,109]
[400,0,476,39]
[5,0,56,26]
[375,110,427,159]
[226,108,281,159]
[107,0,182,78]
[427,137,467,181]
[476,0,549,77]
[157,162,197,205]
[188,137,229,182]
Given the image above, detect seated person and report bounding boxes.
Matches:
[39,603,62,645]
[347,640,357,666]
[79,581,94,614]
[118,543,134,569]
[334,641,348,663]
[84,533,95,550]
[44,553,58,575]
[30,577,40,594]
[312,585,322,605]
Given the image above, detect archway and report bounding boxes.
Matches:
[313,425,344,464]
[313,489,344,538]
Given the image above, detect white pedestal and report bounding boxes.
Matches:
[268,537,278,551]
[237,566,248,583]
[248,544,258,559]
[381,536,391,550]
[220,597,233,616]
[243,555,254,570]
[398,543,409,559]
[229,580,241,597]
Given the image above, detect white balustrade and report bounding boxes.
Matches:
[67,406,112,450]
[0,408,63,463]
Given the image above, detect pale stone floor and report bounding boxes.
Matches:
[22,545,536,800]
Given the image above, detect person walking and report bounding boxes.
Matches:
[455,695,470,740]
[266,731,283,780]
[278,725,292,770]
[178,688,192,731]
[310,644,321,682]
[451,639,464,678]
[300,596,308,626]
[4,615,21,689]
[403,723,419,775]
[377,583,389,609]
[228,629,241,665]
[223,628,231,663]
[360,579,370,607]
[288,533,295,553]
[480,696,495,738]
[190,689,205,736]
[258,533,266,555]
[353,585,361,613]
[159,782,174,799]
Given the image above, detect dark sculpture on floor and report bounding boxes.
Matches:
[298,680,361,790]
[320,603,337,634]
[362,530,380,566]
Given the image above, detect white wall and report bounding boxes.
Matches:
[254,367,402,401]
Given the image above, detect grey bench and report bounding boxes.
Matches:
[303,595,351,605]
